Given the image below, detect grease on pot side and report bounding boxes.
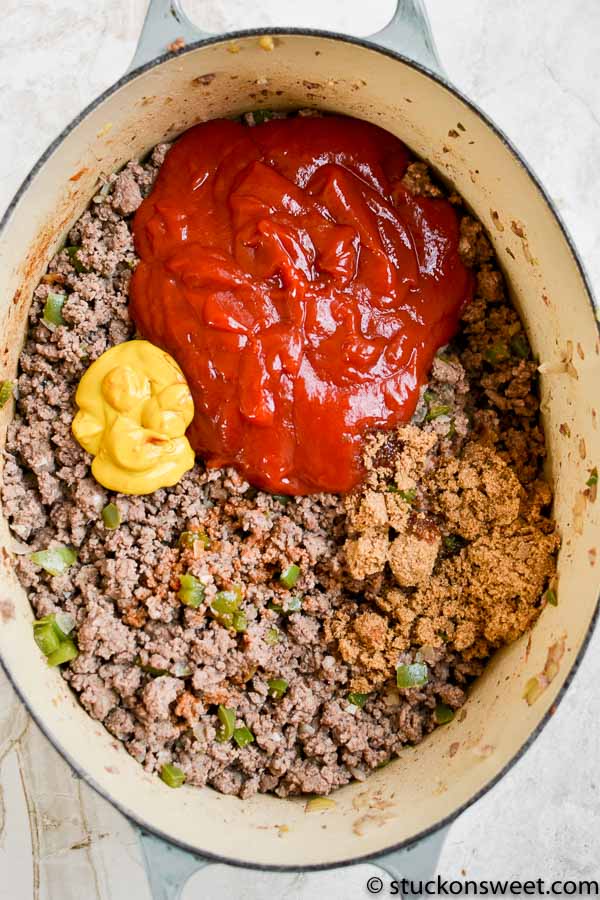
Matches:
[130,116,473,494]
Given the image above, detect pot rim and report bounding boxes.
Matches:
[0,26,598,873]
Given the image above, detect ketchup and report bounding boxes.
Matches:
[130,116,472,494]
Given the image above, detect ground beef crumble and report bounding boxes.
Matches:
[1,136,557,798]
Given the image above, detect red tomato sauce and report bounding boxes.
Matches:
[130,116,472,494]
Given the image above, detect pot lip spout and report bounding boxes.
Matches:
[0,25,598,871]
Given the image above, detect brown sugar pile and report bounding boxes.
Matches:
[331,421,558,694]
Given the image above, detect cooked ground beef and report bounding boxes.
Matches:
[1,123,557,798]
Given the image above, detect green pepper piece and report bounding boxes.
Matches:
[47,638,78,667]
[54,611,75,637]
[279,564,300,589]
[347,692,369,708]
[425,404,451,421]
[434,703,455,725]
[268,595,302,615]
[247,109,276,124]
[43,292,66,326]
[214,586,243,605]
[35,614,60,635]
[215,705,236,742]
[586,468,598,488]
[388,486,417,502]
[396,662,428,689]
[134,657,169,677]
[265,627,280,645]
[544,588,558,606]
[177,574,205,608]
[212,593,239,614]
[484,341,509,364]
[160,763,186,788]
[65,245,88,273]
[510,333,529,359]
[33,622,61,657]
[233,726,254,748]
[30,546,77,577]
[232,610,247,633]
[34,612,73,642]
[267,677,288,699]
[0,380,14,409]
[101,502,121,529]
[211,589,243,627]
[178,530,210,549]
[271,494,290,505]
[443,534,465,555]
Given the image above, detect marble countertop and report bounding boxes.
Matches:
[0,1,599,897]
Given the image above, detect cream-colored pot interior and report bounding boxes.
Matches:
[0,33,598,868]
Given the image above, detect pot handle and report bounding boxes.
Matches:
[139,823,449,898]
[129,0,210,71]
[367,0,442,72]
[129,0,442,73]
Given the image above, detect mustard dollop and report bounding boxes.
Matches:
[72,340,195,494]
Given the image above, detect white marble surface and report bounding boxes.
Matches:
[0,1,599,897]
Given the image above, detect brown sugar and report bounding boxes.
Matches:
[354,610,389,650]
[388,528,440,587]
[345,532,389,580]
[431,442,521,539]
[346,490,388,530]
[337,423,558,690]
[324,604,393,691]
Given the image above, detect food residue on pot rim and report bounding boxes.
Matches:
[522,635,566,706]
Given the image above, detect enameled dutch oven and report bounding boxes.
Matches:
[0,1,598,895]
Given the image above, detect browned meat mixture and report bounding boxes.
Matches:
[1,131,557,798]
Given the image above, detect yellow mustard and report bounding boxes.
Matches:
[72,340,195,495]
